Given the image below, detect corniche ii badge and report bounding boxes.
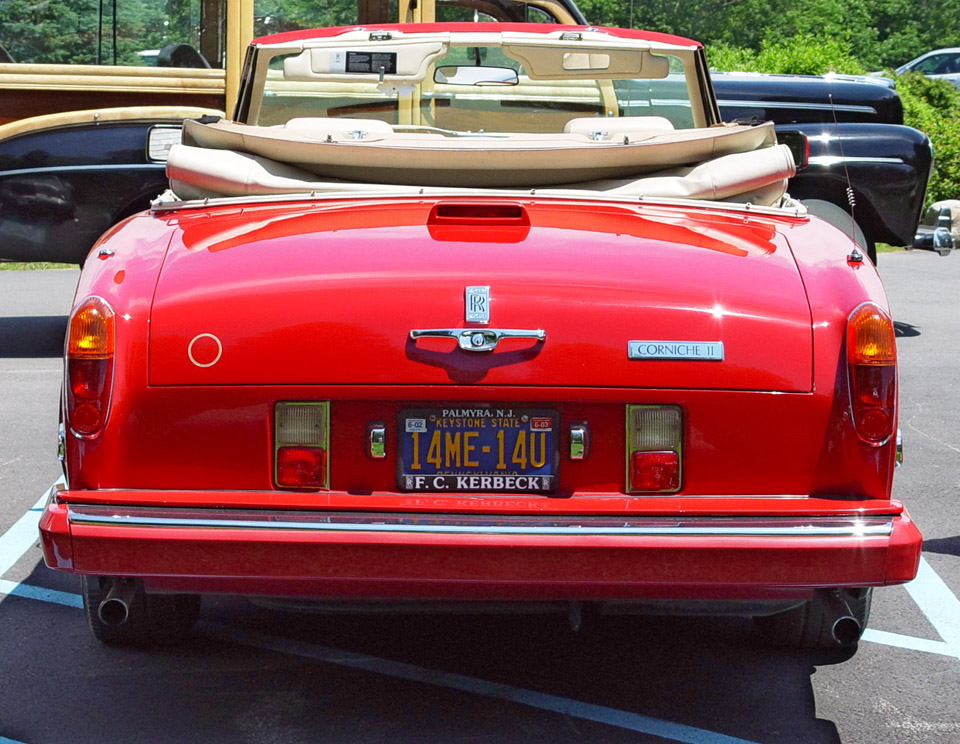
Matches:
[628,341,724,361]
[465,286,490,323]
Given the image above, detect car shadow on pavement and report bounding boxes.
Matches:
[923,535,960,557]
[0,316,67,357]
[893,321,921,338]
[205,600,845,743]
[3,557,845,744]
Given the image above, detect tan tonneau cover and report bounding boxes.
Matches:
[182,117,780,188]
[169,116,794,204]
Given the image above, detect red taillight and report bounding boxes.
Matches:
[630,451,681,492]
[276,446,327,488]
[626,405,683,493]
[274,402,329,490]
[65,297,115,437]
[847,303,897,445]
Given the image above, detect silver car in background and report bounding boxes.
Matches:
[896,47,960,86]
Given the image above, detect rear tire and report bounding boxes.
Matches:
[81,575,201,646]
[755,588,872,650]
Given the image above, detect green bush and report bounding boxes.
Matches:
[707,35,865,75]
[706,43,758,73]
[895,73,960,205]
[708,34,866,75]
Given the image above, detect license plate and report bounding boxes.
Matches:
[398,407,558,492]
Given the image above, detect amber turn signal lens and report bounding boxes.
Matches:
[847,304,897,445]
[847,304,896,366]
[65,297,116,437]
[68,297,115,359]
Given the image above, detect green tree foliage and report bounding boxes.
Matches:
[164,0,201,49]
[896,73,960,204]
[578,0,960,71]
[0,0,368,65]
[254,0,362,36]
[6,0,959,71]
[0,0,172,65]
[1,0,101,63]
[707,34,866,75]
[869,0,960,68]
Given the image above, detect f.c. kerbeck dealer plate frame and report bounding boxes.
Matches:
[397,407,559,493]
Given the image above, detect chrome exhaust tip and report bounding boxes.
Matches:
[97,579,139,627]
[823,590,862,645]
[832,615,863,646]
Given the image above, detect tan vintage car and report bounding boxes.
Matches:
[0,0,587,125]
[0,0,587,264]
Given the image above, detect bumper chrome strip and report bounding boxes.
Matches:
[66,505,894,538]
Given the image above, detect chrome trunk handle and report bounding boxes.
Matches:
[410,328,545,352]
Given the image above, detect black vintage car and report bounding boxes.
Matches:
[0,108,219,265]
[713,71,936,261]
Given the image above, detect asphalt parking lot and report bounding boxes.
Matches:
[1,253,959,744]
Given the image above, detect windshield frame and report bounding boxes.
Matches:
[243,27,711,131]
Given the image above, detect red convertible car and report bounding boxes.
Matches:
[40,23,921,652]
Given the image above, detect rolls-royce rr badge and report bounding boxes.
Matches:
[465,286,490,323]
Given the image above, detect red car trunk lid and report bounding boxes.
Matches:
[148,199,813,391]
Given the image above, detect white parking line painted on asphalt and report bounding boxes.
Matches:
[0,496,761,744]
[0,579,82,609]
[0,491,49,577]
[198,621,761,744]
[0,583,765,744]
[861,628,955,658]
[3,488,960,668]
[904,557,960,660]
[2,490,959,744]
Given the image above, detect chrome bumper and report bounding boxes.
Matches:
[66,504,894,539]
[42,500,922,596]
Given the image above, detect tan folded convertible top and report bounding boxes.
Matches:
[169,115,794,204]
[167,140,795,205]
[182,117,779,188]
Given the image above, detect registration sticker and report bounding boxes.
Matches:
[405,418,427,433]
[398,407,558,493]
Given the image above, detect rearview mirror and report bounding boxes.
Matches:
[434,65,519,86]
